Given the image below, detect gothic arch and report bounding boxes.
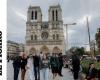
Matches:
[40,46,49,54]
[31,11,34,20]
[29,47,36,54]
[52,46,61,53]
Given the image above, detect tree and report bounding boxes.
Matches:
[75,47,85,56]
[70,47,85,56]
[95,28,100,52]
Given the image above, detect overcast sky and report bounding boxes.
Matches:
[7,0,100,50]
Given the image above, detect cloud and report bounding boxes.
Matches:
[77,14,92,25]
[15,10,27,21]
[7,0,100,50]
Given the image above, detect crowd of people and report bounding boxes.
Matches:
[11,52,100,80]
[12,52,64,80]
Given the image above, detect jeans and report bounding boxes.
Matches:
[14,67,20,80]
[34,67,40,80]
[42,68,49,80]
[58,66,63,75]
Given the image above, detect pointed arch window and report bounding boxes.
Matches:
[56,34,59,39]
[31,11,34,20]
[52,10,54,21]
[31,35,33,40]
[53,34,55,40]
[35,11,37,19]
[56,10,58,21]
[34,35,37,40]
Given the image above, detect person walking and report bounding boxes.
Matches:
[33,54,40,80]
[58,53,63,76]
[41,54,50,80]
[86,63,97,80]
[13,56,21,80]
[72,54,80,80]
[21,53,27,80]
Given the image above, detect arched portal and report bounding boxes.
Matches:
[52,46,61,53]
[40,46,49,54]
[29,47,36,54]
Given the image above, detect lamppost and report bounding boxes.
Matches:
[86,17,93,57]
[64,23,77,52]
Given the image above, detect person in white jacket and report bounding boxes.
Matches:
[25,55,34,80]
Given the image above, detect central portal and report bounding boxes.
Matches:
[40,46,49,54]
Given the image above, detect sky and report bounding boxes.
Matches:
[7,0,100,50]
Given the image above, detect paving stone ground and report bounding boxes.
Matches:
[7,60,74,80]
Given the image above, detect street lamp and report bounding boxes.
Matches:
[86,17,92,57]
[64,23,77,52]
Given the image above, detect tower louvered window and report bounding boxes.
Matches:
[31,11,34,20]
[35,11,37,19]
[52,10,54,21]
[56,10,58,21]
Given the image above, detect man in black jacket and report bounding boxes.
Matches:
[33,54,40,80]
[13,56,21,80]
[58,53,63,76]
[72,54,80,80]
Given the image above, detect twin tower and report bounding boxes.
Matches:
[25,5,65,55]
[27,5,62,22]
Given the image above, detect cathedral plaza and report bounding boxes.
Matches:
[7,60,74,80]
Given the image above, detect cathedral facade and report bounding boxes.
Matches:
[25,5,65,55]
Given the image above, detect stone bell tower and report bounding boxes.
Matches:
[27,6,42,22]
[48,5,65,54]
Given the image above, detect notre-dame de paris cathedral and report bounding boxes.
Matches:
[25,5,65,55]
